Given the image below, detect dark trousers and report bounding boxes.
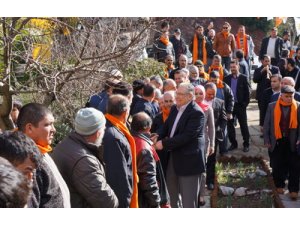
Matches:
[258,100,265,127]
[272,138,300,192]
[206,140,219,185]
[157,150,169,178]
[228,103,250,147]
[222,56,231,71]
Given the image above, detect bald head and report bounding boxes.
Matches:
[281,77,295,88]
[163,79,176,92]
[107,94,130,116]
[131,112,152,133]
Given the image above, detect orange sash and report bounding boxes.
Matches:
[274,98,298,140]
[162,107,170,122]
[105,113,139,208]
[216,80,224,89]
[208,65,224,81]
[236,34,248,58]
[160,36,169,46]
[192,34,207,65]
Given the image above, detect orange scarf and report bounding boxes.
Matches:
[162,106,170,122]
[164,64,175,79]
[105,113,139,208]
[160,36,169,46]
[208,65,224,81]
[274,98,298,140]
[236,33,248,58]
[216,80,224,89]
[222,31,229,40]
[192,34,207,65]
[36,144,52,155]
[200,72,209,80]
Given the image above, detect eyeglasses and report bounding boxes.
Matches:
[195,92,203,95]
[164,100,174,103]
[223,27,229,30]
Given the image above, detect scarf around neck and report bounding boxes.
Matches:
[274,98,298,140]
[208,64,224,81]
[192,34,207,65]
[236,33,248,58]
[36,144,52,154]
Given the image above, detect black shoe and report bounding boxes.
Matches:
[207,183,214,190]
[260,135,264,138]
[243,146,249,152]
[227,144,238,151]
[199,200,206,207]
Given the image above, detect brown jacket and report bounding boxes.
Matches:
[213,32,236,57]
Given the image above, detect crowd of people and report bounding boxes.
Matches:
[1,20,300,208]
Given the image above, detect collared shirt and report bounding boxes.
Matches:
[267,37,276,58]
[170,101,191,138]
[216,88,224,100]
[231,75,238,102]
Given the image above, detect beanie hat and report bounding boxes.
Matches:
[75,108,106,136]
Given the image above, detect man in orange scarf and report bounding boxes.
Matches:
[103,94,139,208]
[235,25,255,67]
[151,91,176,176]
[263,86,300,200]
[213,22,236,71]
[208,54,229,81]
[17,103,70,207]
[163,54,175,79]
[189,25,208,65]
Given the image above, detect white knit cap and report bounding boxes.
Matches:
[75,108,106,136]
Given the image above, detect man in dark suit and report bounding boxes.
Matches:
[260,74,282,129]
[204,82,227,190]
[155,83,205,208]
[259,27,283,66]
[286,58,300,91]
[224,60,251,152]
[253,55,280,131]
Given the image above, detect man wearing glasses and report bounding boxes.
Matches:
[213,22,236,71]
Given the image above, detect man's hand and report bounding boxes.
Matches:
[226,113,233,120]
[155,140,163,150]
[207,147,214,156]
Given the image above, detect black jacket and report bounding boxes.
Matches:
[217,82,234,114]
[160,101,205,176]
[103,120,133,208]
[259,36,283,61]
[224,74,251,107]
[260,87,276,127]
[153,39,175,63]
[169,35,187,62]
[253,65,280,101]
[132,98,156,120]
[211,98,227,141]
[52,132,118,208]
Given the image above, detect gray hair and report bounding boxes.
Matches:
[204,82,217,92]
[178,83,195,96]
[188,65,199,75]
[164,90,176,99]
[282,76,295,87]
[150,75,163,86]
